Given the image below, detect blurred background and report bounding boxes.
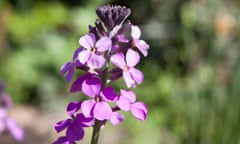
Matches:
[0,0,240,143]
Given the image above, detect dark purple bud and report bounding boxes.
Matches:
[95,19,107,36]
[109,68,122,81]
[96,5,131,31]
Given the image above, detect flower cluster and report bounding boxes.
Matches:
[54,4,149,144]
[0,81,24,141]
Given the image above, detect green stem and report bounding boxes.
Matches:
[91,120,102,144]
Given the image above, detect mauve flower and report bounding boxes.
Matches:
[110,49,144,88]
[81,100,112,121]
[80,85,118,121]
[0,108,24,141]
[78,33,111,69]
[56,4,149,143]
[116,90,148,121]
[131,25,149,57]
[54,101,94,143]
[55,119,84,142]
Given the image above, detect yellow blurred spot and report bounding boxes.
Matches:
[214,11,235,38]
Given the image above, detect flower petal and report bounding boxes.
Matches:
[70,74,92,93]
[131,25,141,39]
[73,47,84,60]
[76,113,94,127]
[123,71,135,88]
[87,54,105,69]
[0,108,7,119]
[110,112,125,125]
[60,62,74,83]
[66,121,84,141]
[131,102,148,121]
[55,119,71,133]
[129,67,144,84]
[5,118,24,141]
[110,53,125,69]
[60,62,72,76]
[95,37,112,52]
[135,40,149,57]
[53,136,71,144]
[93,102,112,120]
[120,89,136,103]
[81,100,96,118]
[116,34,129,43]
[132,102,148,114]
[82,76,101,98]
[100,87,118,102]
[126,49,140,67]
[116,96,131,111]
[130,107,146,121]
[66,101,82,116]
[79,33,95,49]
[78,50,91,64]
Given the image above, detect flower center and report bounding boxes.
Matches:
[123,66,128,71]
[91,47,97,53]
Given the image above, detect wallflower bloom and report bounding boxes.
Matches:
[78,33,111,69]
[116,90,148,121]
[80,80,116,120]
[54,102,94,143]
[111,49,144,88]
[56,4,149,144]
[0,108,24,141]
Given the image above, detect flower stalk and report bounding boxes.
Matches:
[91,120,102,144]
[54,4,150,144]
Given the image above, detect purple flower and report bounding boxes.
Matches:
[54,101,94,143]
[116,90,148,121]
[56,4,149,144]
[111,49,144,88]
[78,33,111,69]
[131,25,149,57]
[55,118,84,142]
[82,100,112,121]
[0,108,24,141]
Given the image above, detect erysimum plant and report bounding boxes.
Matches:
[54,4,150,144]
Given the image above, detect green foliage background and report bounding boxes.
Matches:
[1,0,240,143]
